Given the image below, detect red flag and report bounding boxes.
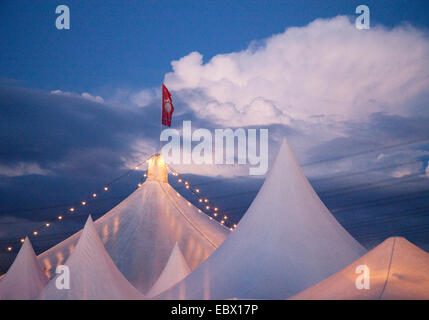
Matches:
[162,84,174,127]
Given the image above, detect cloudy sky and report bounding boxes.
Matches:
[1,0,429,270]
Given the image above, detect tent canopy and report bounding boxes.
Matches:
[291,237,429,300]
[37,154,229,293]
[147,242,191,298]
[39,216,144,300]
[158,139,366,300]
[0,237,48,300]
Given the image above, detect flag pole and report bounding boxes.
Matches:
[160,83,162,153]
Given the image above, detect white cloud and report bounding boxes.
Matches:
[0,162,51,177]
[51,90,104,103]
[425,161,429,177]
[81,92,104,103]
[376,154,385,161]
[392,168,412,178]
[164,16,429,127]
[130,88,158,107]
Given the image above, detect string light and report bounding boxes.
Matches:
[167,165,238,230]
[3,155,152,253]
[5,159,236,253]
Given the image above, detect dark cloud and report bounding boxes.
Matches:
[0,85,159,177]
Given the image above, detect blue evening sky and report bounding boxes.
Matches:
[1,0,429,93]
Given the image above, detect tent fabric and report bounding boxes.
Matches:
[158,139,366,300]
[38,216,144,300]
[37,154,229,293]
[290,237,429,300]
[147,242,191,299]
[0,237,48,300]
[147,153,168,183]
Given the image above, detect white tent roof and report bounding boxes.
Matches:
[0,237,48,300]
[158,139,366,299]
[37,154,229,293]
[290,237,429,300]
[39,216,144,300]
[147,242,191,299]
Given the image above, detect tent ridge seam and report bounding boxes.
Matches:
[378,238,396,300]
[158,182,218,249]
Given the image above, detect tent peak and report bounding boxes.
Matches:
[147,154,168,183]
[0,232,48,300]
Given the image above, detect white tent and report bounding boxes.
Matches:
[37,154,229,294]
[0,237,48,300]
[146,242,191,299]
[38,216,144,300]
[290,237,429,300]
[158,139,366,299]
